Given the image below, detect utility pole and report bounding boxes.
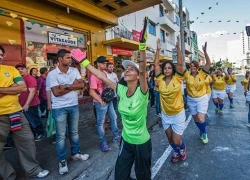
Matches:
[179,0,186,67]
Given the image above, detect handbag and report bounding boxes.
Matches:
[246,91,250,102]
[46,111,56,137]
[101,87,115,103]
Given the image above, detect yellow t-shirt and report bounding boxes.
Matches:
[184,69,208,98]
[212,74,226,90]
[205,75,212,94]
[241,77,249,91]
[226,74,237,85]
[156,72,184,115]
[0,65,23,115]
[154,77,159,91]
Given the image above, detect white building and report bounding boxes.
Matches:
[241,30,250,55]
[227,40,242,63]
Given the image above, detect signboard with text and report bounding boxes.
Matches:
[112,46,132,56]
[48,32,78,47]
[172,48,177,63]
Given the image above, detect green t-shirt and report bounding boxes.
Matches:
[117,83,150,144]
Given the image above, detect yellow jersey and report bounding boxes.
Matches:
[226,74,237,85]
[205,75,212,94]
[0,65,23,115]
[212,74,226,90]
[184,69,208,98]
[241,77,249,91]
[156,72,184,115]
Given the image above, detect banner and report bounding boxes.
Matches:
[48,32,78,47]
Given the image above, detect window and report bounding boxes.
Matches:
[160,29,165,43]
[149,22,156,36]
[175,15,180,26]
[159,5,164,17]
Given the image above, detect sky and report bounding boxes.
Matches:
[172,0,250,61]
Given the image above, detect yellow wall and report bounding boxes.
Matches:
[0,16,21,44]
[0,0,112,63]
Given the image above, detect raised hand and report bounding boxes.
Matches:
[202,42,207,53]
[71,49,87,63]
[157,39,161,51]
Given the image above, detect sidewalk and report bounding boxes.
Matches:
[3,101,160,180]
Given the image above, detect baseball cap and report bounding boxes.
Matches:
[96,56,109,63]
[15,63,26,69]
[122,60,139,71]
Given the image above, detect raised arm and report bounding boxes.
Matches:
[202,42,211,72]
[175,38,185,73]
[71,49,117,91]
[154,39,161,75]
[138,49,148,94]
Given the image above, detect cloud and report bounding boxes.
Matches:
[198,31,228,39]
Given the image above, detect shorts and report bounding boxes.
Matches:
[212,89,226,99]
[207,94,211,101]
[161,109,186,135]
[187,94,208,115]
[226,85,236,94]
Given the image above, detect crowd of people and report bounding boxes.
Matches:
[1,20,249,179]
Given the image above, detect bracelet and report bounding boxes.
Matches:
[81,59,90,67]
[139,43,146,51]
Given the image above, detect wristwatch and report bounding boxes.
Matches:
[65,84,71,90]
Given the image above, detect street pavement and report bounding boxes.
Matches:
[4,75,250,180]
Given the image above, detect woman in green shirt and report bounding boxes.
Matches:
[71,20,151,180]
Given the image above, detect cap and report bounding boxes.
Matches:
[122,60,139,71]
[15,63,26,69]
[96,56,109,63]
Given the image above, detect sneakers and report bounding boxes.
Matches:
[100,141,109,152]
[30,169,49,179]
[215,108,219,113]
[179,146,187,161]
[35,134,45,142]
[201,133,209,144]
[71,153,89,161]
[59,160,68,175]
[247,123,250,128]
[113,136,121,143]
[230,103,234,108]
[219,110,223,115]
[171,152,180,163]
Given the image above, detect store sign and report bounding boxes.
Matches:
[132,30,140,42]
[48,32,78,47]
[172,48,177,63]
[112,47,132,56]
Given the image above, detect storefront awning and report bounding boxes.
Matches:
[102,38,139,50]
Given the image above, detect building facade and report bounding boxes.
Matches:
[182,7,192,64]
[191,31,198,61]
[198,50,205,66]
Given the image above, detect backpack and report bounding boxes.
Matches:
[101,88,115,103]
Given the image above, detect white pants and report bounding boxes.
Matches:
[207,94,211,102]
[187,94,208,115]
[226,85,236,94]
[212,89,226,99]
[161,109,186,135]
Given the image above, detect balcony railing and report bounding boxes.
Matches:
[165,14,175,24]
[112,26,133,40]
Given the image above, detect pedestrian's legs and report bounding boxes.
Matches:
[67,105,81,156]
[107,102,119,138]
[154,90,161,115]
[40,100,48,117]
[248,104,250,124]
[52,107,68,161]
[23,111,36,136]
[0,115,16,180]
[149,88,155,107]
[115,139,135,180]
[134,139,152,180]
[5,133,14,146]
[94,102,108,144]
[113,97,118,111]
[11,112,43,177]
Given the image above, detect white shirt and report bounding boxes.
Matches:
[106,72,118,83]
[47,66,81,109]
